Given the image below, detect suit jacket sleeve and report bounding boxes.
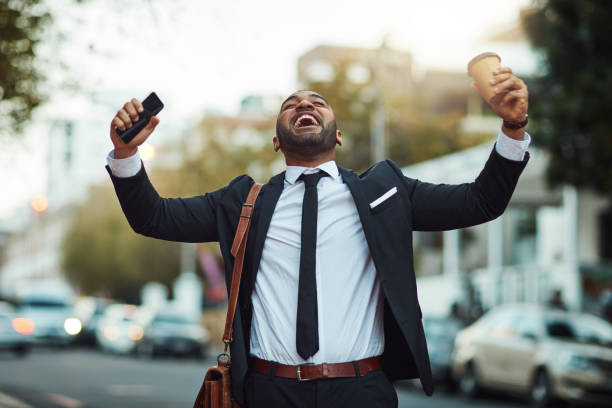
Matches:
[106,164,244,243]
[392,146,529,231]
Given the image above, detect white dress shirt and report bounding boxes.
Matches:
[107,130,531,365]
[250,160,385,364]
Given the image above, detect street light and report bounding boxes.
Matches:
[140,143,155,162]
[31,194,48,213]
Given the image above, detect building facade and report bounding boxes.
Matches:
[404,144,611,317]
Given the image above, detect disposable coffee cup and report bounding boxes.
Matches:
[468,52,502,104]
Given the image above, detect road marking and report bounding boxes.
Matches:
[105,384,153,397]
[47,393,83,408]
[0,392,32,408]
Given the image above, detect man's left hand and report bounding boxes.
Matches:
[470,66,529,124]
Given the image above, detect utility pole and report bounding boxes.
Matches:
[370,91,386,163]
[369,40,388,164]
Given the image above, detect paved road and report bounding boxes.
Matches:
[0,348,526,408]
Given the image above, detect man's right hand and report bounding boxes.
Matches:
[110,98,160,159]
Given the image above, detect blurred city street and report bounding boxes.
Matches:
[0,348,523,408]
[2,1,612,408]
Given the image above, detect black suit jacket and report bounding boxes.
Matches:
[106,146,528,405]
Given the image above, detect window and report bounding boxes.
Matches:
[64,121,73,167]
[599,207,612,261]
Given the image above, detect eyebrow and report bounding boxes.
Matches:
[280,93,328,108]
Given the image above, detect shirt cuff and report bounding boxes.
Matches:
[495,129,531,161]
[106,149,143,178]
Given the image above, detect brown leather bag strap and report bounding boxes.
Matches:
[223,182,263,346]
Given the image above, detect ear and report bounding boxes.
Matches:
[335,129,342,147]
[273,136,281,152]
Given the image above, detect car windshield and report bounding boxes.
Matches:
[153,315,196,325]
[19,299,70,308]
[423,318,463,340]
[545,314,612,346]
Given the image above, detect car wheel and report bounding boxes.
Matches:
[459,362,480,398]
[194,347,206,360]
[136,342,155,358]
[530,369,552,407]
[12,345,30,358]
[445,377,458,393]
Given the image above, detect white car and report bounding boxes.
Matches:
[134,308,209,358]
[452,304,612,407]
[16,295,81,346]
[95,304,144,354]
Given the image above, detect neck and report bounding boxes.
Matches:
[283,151,335,168]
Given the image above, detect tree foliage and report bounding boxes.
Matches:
[523,0,612,193]
[163,115,279,195]
[304,58,490,172]
[386,94,489,169]
[62,184,182,303]
[0,0,50,134]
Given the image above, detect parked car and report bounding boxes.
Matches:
[15,294,81,346]
[134,308,209,358]
[0,301,32,356]
[95,303,143,354]
[73,297,113,346]
[422,316,464,387]
[452,303,612,407]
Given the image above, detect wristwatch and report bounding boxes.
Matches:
[503,114,528,129]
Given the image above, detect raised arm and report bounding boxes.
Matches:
[404,65,530,231]
[398,146,528,232]
[106,162,229,243]
[106,97,233,243]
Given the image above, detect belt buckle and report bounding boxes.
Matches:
[296,363,314,382]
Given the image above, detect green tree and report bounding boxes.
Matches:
[166,114,279,195]
[523,0,612,193]
[0,0,50,134]
[386,94,490,167]
[62,184,181,303]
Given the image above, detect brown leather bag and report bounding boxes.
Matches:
[193,182,263,408]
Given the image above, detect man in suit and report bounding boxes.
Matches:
[107,66,530,408]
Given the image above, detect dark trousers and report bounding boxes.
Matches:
[244,367,398,408]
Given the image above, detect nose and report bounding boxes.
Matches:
[295,98,314,110]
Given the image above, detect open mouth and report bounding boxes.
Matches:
[293,113,320,130]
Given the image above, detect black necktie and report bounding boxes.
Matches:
[296,171,328,359]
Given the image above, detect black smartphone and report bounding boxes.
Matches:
[116,92,164,144]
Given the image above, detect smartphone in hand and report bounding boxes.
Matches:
[116,92,164,144]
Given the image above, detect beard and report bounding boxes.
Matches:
[276,119,338,158]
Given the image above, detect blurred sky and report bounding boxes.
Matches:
[0,0,532,215]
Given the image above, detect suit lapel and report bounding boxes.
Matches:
[339,166,378,256]
[339,166,369,224]
[246,171,285,293]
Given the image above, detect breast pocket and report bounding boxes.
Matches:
[369,187,400,214]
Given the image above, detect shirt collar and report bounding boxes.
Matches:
[284,160,340,185]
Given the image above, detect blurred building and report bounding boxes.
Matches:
[0,94,112,296]
[0,91,185,297]
[297,43,473,114]
[298,43,415,92]
[182,94,283,181]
